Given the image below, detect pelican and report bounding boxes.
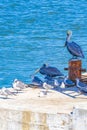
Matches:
[31,76,43,86]
[65,30,84,59]
[34,64,63,77]
[76,78,87,93]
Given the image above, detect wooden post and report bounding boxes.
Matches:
[68,59,81,81]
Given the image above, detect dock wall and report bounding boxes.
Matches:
[0,108,72,130]
[0,106,87,130]
[73,105,87,130]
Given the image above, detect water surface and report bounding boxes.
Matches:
[0,0,87,87]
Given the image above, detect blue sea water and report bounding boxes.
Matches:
[0,0,87,87]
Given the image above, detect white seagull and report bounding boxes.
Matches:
[76,78,87,93]
[64,76,75,87]
[54,79,59,87]
[60,82,65,88]
[43,82,54,92]
[12,79,27,92]
[0,87,15,98]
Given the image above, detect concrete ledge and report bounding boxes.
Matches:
[0,108,72,130]
[0,87,87,130]
[73,105,87,130]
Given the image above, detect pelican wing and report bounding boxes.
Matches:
[67,42,84,58]
[79,81,87,87]
[32,76,43,85]
[78,81,87,92]
[40,65,63,77]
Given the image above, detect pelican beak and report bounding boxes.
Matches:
[34,68,40,74]
[64,42,67,47]
[30,68,40,78]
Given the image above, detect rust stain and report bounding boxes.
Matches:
[62,120,66,126]
[22,111,49,130]
[38,113,49,130]
[39,113,47,124]
[22,111,31,130]
[38,125,49,130]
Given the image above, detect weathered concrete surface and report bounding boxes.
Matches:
[73,105,87,130]
[0,108,72,130]
[0,86,87,130]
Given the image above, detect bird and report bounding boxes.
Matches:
[34,64,63,77]
[65,30,84,59]
[42,82,54,92]
[64,76,75,87]
[76,78,87,93]
[0,87,8,98]
[0,87,16,98]
[1,87,16,96]
[12,79,27,92]
[31,76,43,86]
[54,79,59,87]
[60,82,65,88]
[38,90,47,97]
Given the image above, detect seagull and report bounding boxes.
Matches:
[0,87,8,98]
[64,76,75,87]
[60,82,65,88]
[43,82,54,92]
[0,87,16,98]
[44,76,60,87]
[12,79,27,92]
[38,90,47,97]
[76,78,87,93]
[65,30,84,59]
[54,79,60,87]
[1,87,16,96]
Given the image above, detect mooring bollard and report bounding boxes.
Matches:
[64,59,86,81]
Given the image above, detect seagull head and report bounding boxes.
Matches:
[14,79,18,83]
[43,82,47,87]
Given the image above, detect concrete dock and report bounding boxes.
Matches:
[0,86,87,130]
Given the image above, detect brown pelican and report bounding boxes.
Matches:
[65,30,84,59]
[31,76,43,86]
[34,64,63,77]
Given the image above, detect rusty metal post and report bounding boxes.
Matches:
[68,59,81,81]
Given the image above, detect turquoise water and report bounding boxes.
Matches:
[0,0,87,87]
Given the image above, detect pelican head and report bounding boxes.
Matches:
[67,30,72,36]
[65,30,72,46]
[42,63,48,68]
